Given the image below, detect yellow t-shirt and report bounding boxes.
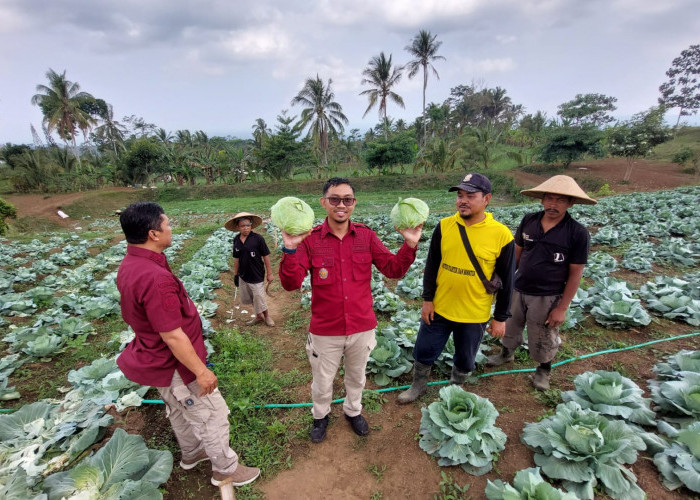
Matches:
[433,212,514,323]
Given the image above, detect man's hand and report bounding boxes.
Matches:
[546,305,567,329]
[267,274,274,283]
[281,230,312,250]
[195,367,218,396]
[398,225,423,248]
[487,320,506,338]
[421,301,435,325]
[234,275,239,287]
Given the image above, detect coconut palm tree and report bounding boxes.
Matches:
[94,104,127,156]
[360,52,405,134]
[404,30,445,130]
[252,118,271,149]
[31,68,96,172]
[291,75,349,167]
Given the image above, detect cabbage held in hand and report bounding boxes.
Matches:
[270,197,315,235]
[390,197,429,229]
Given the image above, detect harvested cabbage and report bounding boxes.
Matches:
[270,197,315,235]
[390,197,429,229]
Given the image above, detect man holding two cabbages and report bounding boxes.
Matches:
[278,177,423,443]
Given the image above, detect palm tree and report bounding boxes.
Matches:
[251,118,271,149]
[31,68,96,172]
[94,104,127,156]
[404,30,445,135]
[360,52,405,134]
[291,75,349,167]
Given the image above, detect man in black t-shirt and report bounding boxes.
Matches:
[225,212,275,326]
[487,176,595,391]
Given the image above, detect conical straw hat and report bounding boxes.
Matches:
[224,212,263,231]
[520,175,597,205]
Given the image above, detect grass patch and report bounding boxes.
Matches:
[209,327,304,476]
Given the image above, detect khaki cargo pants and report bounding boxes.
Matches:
[156,371,238,474]
[305,329,377,420]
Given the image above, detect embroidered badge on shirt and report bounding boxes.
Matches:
[553,252,565,262]
[251,251,256,257]
[319,268,329,280]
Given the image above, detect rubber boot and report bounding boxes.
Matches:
[486,346,514,367]
[449,364,470,385]
[532,365,551,391]
[397,361,431,404]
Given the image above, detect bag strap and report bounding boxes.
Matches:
[457,224,488,282]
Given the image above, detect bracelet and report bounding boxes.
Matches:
[282,246,297,254]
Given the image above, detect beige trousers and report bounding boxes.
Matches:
[156,371,238,474]
[305,329,377,420]
[240,279,267,315]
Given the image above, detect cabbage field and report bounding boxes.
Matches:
[1,185,699,499]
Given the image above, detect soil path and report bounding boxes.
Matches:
[3,187,135,226]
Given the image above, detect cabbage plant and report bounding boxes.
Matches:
[419,385,506,475]
[649,371,700,428]
[653,350,700,380]
[561,370,656,426]
[485,467,577,500]
[653,421,700,493]
[43,428,172,500]
[521,401,647,500]
[366,335,412,386]
[270,196,315,235]
[390,197,429,229]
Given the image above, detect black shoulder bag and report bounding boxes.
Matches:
[457,224,502,294]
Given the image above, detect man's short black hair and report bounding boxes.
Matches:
[323,177,355,196]
[120,202,165,244]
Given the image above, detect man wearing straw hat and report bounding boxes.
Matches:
[487,175,595,391]
[225,212,275,326]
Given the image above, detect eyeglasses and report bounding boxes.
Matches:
[325,196,356,206]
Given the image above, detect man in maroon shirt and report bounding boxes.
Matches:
[116,202,259,487]
[279,178,422,443]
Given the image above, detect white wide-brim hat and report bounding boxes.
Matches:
[520,175,597,205]
[224,212,263,231]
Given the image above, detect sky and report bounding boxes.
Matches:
[0,0,699,145]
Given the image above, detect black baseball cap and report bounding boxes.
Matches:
[448,173,492,194]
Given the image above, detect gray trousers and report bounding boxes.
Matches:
[503,291,561,364]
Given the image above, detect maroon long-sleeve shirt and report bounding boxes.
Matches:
[279,219,417,336]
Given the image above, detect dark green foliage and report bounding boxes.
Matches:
[0,197,17,235]
[1,144,32,170]
[538,125,604,167]
[557,93,618,127]
[364,131,417,171]
[121,138,169,185]
[255,112,313,180]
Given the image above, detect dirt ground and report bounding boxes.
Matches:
[5,159,700,499]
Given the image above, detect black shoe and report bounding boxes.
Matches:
[310,415,329,443]
[344,413,369,436]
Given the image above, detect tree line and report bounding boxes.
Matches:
[1,37,698,193]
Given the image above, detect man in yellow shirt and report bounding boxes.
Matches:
[398,173,515,403]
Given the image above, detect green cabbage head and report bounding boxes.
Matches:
[270,197,315,235]
[390,197,429,229]
[419,385,506,475]
[521,401,647,500]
